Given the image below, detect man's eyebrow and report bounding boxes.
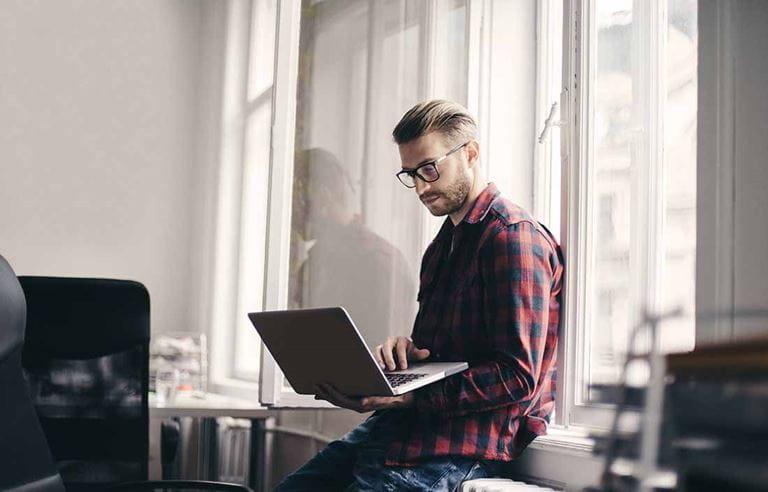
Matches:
[402,158,437,171]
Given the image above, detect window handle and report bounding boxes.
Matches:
[538,101,566,144]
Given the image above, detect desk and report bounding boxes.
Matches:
[149,392,277,492]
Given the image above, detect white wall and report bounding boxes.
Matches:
[697,0,768,341]
[0,0,225,336]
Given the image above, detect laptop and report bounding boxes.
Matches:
[248,307,468,397]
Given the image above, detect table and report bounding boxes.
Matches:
[149,392,278,492]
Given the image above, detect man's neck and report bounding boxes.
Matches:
[449,180,486,225]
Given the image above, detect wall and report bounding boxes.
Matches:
[0,0,223,336]
[697,0,768,341]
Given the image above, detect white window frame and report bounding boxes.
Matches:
[257,0,301,406]
[555,0,697,432]
[558,0,640,431]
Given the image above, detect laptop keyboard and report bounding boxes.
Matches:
[386,373,429,387]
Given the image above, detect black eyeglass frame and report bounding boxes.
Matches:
[395,141,470,188]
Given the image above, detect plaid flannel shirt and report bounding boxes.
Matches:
[383,183,563,466]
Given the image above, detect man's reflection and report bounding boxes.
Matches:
[289,148,416,347]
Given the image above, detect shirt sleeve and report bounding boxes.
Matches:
[414,221,559,416]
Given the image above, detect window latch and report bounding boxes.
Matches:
[538,101,565,144]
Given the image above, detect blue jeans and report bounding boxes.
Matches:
[274,412,501,491]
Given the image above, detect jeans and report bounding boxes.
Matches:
[274,412,501,492]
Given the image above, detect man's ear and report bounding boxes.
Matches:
[466,140,480,168]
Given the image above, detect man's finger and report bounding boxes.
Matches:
[314,385,336,405]
[319,383,361,411]
[382,338,397,371]
[396,338,409,369]
[373,345,385,369]
[411,347,431,360]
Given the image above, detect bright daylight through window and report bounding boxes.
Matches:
[567,0,698,416]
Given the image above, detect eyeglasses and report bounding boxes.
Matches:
[395,141,469,188]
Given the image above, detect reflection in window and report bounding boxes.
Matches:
[283,0,469,391]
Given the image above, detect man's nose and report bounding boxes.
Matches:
[415,178,431,195]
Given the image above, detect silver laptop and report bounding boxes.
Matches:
[248,307,468,397]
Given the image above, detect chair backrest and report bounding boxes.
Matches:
[0,256,65,492]
[19,276,151,492]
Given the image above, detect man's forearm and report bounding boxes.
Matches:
[414,358,539,416]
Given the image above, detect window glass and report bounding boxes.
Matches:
[285,0,469,390]
[582,0,697,399]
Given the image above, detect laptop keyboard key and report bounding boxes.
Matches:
[385,373,428,387]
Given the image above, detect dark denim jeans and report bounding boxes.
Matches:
[274,412,501,492]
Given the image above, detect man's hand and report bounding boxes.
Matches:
[314,382,414,413]
[373,336,431,371]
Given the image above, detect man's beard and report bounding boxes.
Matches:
[420,172,471,217]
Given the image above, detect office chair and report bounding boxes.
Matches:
[0,255,65,492]
[18,275,254,492]
[19,276,151,491]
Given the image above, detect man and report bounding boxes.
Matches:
[275,100,563,491]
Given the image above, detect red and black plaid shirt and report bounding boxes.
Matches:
[383,183,563,466]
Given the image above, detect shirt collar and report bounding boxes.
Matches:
[435,183,500,242]
[463,182,500,224]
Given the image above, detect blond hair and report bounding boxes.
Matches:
[392,100,477,145]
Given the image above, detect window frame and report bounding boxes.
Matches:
[257,0,301,406]
[557,0,698,431]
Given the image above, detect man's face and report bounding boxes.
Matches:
[398,132,472,217]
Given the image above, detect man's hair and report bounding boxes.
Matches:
[392,100,477,145]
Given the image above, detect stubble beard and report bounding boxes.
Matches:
[422,172,471,217]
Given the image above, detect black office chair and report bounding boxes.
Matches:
[0,256,65,492]
[18,275,254,492]
[19,276,152,491]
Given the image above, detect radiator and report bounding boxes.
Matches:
[216,417,252,485]
[461,478,560,492]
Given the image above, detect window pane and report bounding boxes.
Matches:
[659,0,697,353]
[284,0,468,391]
[583,0,697,400]
[587,0,637,391]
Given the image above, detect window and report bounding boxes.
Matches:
[208,0,278,391]
[259,0,473,407]
[208,0,699,430]
[556,0,698,428]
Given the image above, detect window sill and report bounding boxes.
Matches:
[208,375,260,401]
[528,426,597,456]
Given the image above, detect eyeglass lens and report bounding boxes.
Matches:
[398,163,438,188]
